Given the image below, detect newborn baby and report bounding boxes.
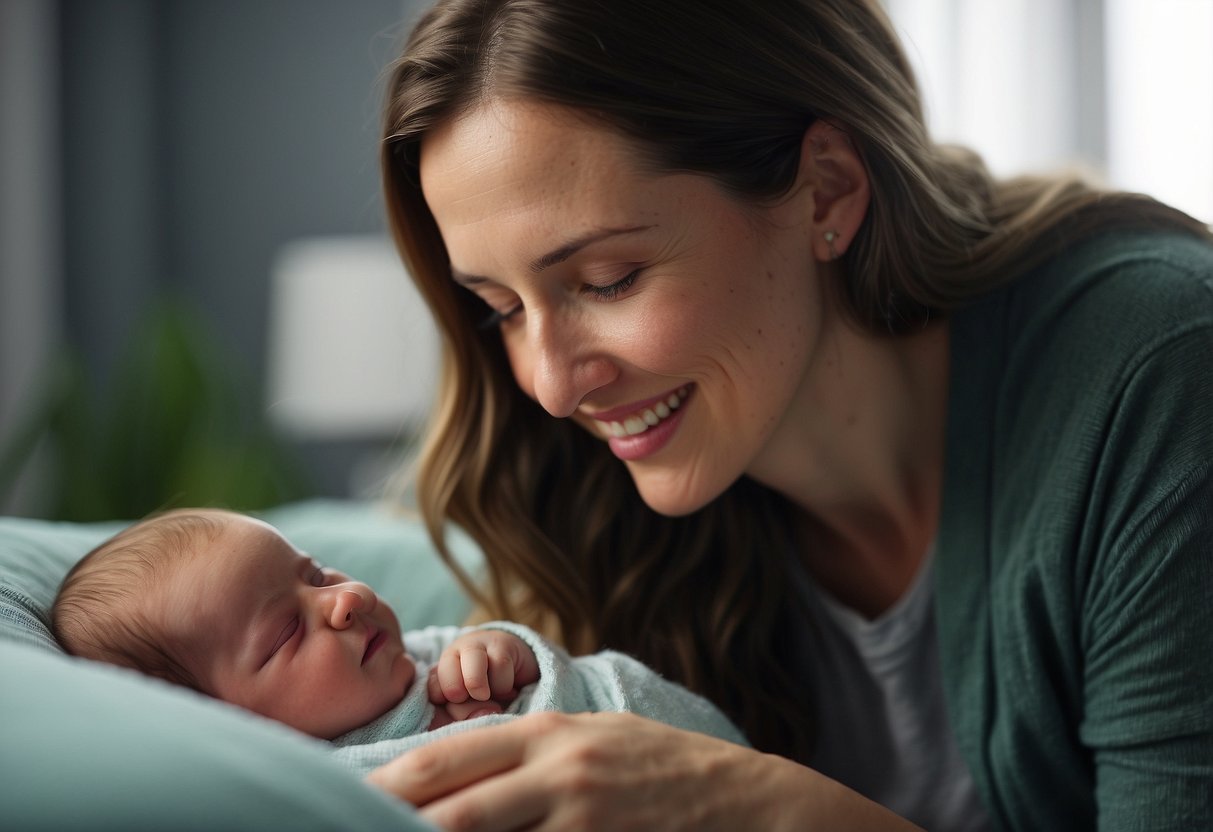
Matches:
[52,508,747,771]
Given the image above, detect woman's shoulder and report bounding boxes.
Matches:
[949,229,1213,418]
[944,228,1213,558]
[1003,229,1213,350]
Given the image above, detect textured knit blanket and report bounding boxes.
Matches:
[329,621,748,776]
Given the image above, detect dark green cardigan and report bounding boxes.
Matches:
[937,231,1213,831]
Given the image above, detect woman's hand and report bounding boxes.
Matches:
[366,711,921,831]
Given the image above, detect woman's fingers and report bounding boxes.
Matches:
[419,757,549,832]
[367,715,539,807]
[371,711,922,832]
[375,712,665,831]
[413,712,674,831]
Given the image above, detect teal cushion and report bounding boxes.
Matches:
[0,499,482,830]
[0,516,116,651]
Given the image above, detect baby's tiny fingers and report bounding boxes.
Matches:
[437,649,471,703]
[460,645,492,701]
[486,646,518,700]
[427,666,446,704]
[443,698,504,723]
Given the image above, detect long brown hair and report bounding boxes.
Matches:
[380,0,1209,762]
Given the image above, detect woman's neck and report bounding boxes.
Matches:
[748,317,951,617]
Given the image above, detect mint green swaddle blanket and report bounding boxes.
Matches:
[329,621,749,776]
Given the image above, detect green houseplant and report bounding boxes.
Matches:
[0,300,313,521]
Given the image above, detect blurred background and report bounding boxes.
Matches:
[1,0,1210,520]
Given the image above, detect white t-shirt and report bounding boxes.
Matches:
[801,548,991,832]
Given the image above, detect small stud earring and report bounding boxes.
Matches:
[823,230,840,260]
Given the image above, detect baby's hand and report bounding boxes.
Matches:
[427,697,506,731]
[428,630,540,708]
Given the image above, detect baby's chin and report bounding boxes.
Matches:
[320,644,415,740]
[395,649,417,698]
[376,640,417,718]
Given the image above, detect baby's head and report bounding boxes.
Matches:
[52,508,415,738]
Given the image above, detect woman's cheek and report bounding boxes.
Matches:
[496,323,543,401]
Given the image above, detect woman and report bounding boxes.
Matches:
[369,0,1213,828]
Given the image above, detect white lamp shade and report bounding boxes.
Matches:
[266,234,440,439]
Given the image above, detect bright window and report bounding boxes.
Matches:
[885,0,1213,223]
[1105,0,1213,223]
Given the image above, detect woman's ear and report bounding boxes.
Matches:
[796,120,870,262]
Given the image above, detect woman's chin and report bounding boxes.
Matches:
[631,472,728,518]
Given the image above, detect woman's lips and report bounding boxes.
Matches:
[587,385,692,439]
[602,386,693,461]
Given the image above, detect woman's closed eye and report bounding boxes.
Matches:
[476,269,641,330]
[478,301,524,331]
[583,268,640,301]
[466,284,524,331]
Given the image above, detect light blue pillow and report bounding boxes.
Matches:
[0,499,482,831]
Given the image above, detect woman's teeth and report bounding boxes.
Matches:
[602,387,689,437]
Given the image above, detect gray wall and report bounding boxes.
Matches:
[0,0,63,515]
[62,0,415,390]
[2,0,424,513]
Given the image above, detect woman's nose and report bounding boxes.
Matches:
[327,582,376,629]
[524,311,617,417]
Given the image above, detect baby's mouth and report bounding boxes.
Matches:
[362,629,386,665]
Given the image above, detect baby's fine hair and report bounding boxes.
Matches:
[51,508,230,690]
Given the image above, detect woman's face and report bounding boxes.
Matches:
[420,99,828,516]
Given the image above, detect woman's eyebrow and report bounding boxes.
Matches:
[450,224,655,286]
[528,225,654,272]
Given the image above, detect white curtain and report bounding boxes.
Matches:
[884,0,1213,223]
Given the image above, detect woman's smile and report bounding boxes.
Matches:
[586,385,693,460]
[586,384,690,437]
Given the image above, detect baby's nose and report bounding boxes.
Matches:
[329,583,375,628]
